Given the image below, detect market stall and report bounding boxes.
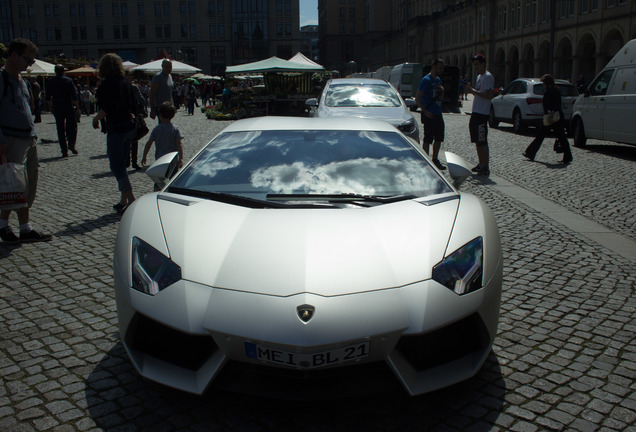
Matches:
[224,55,325,117]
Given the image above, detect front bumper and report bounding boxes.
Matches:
[114,253,503,396]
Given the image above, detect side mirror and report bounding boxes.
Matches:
[146,151,179,190]
[404,98,417,107]
[444,151,473,188]
[305,98,318,107]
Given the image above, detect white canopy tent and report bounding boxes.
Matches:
[22,59,56,77]
[288,52,323,69]
[132,59,202,74]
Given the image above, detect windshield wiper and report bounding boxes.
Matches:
[165,187,334,209]
[266,193,417,206]
[166,187,279,208]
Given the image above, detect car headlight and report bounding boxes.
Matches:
[131,237,181,295]
[398,118,416,134]
[432,237,483,295]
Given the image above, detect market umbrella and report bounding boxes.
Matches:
[66,66,96,77]
[183,77,200,84]
[122,60,138,70]
[132,59,202,74]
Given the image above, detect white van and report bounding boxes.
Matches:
[571,39,636,147]
[389,63,423,99]
[372,66,393,82]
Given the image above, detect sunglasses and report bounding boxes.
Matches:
[21,55,36,66]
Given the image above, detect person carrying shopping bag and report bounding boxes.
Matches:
[523,74,573,164]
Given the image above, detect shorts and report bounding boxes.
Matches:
[469,113,489,147]
[421,114,445,143]
[4,135,38,207]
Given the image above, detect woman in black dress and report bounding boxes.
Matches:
[523,74,573,164]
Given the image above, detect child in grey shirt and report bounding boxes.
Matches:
[141,101,183,167]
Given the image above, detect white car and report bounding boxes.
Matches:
[305,78,420,142]
[114,117,503,396]
[489,78,579,133]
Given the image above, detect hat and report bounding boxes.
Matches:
[473,54,487,63]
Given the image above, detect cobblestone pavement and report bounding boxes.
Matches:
[1,106,634,432]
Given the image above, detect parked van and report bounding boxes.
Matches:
[389,63,423,99]
[571,39,636,147]
[372,66,393,82]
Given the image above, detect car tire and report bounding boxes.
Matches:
[512,109,525,134]
[489,108,499,128]
[573,118,587,148]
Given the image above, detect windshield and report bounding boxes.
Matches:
[324,84,402,107]
[168,129,452,204]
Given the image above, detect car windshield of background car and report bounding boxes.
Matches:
[325,84,402,107]
[169,130,452,203]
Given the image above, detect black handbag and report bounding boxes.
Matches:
[134,116,149,141]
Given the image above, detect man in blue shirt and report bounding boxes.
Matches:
[416,58,446,170]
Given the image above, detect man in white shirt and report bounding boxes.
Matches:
[464,54,495,176]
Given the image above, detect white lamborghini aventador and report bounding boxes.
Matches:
[113,116,503,396]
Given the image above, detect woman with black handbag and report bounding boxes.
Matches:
[523,74,573,164]
[92,53,137,214]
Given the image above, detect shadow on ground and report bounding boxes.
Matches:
[85,341,505,431]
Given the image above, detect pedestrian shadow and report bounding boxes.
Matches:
[89,155,109,160]
[85,342,505,430]
[470,175,497,185]
[52,213,120,238]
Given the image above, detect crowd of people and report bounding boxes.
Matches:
[0,37,575,245]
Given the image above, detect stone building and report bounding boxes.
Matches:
[0,0,301,75]
[319,0,636,86]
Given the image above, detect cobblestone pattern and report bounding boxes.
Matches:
[444,104,636,243]
[0,108,634,431]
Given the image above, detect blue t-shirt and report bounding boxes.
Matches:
[418,74,443,116]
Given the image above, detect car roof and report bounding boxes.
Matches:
[220,116,401,133]
[512,77,575,86]
[327,78,391,86]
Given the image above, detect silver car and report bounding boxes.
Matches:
[306,78,420,142]
[489,78,579,133]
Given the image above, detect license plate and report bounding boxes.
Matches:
[245,341,369,369]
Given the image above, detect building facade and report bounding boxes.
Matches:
[1,0,301,75]
[319,0,636,86]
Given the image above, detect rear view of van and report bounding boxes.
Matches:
[389,63,423,99]
[571,39,636,147]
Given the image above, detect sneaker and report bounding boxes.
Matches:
[69,147,79,154]
[471,164,480,173]
[20,229,53,243]
[522,152,534,161]
[432,159,447,170]
[0,226,20,244]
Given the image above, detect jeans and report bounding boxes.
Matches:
[107,129,134,192]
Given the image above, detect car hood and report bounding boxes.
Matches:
[316,106,413,126]
[148,195,459,297]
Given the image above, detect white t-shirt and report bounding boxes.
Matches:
[472,71,494,115]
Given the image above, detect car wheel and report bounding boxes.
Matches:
[573,118,587,148]
[512,109,525,134]
[489,108,499,128]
